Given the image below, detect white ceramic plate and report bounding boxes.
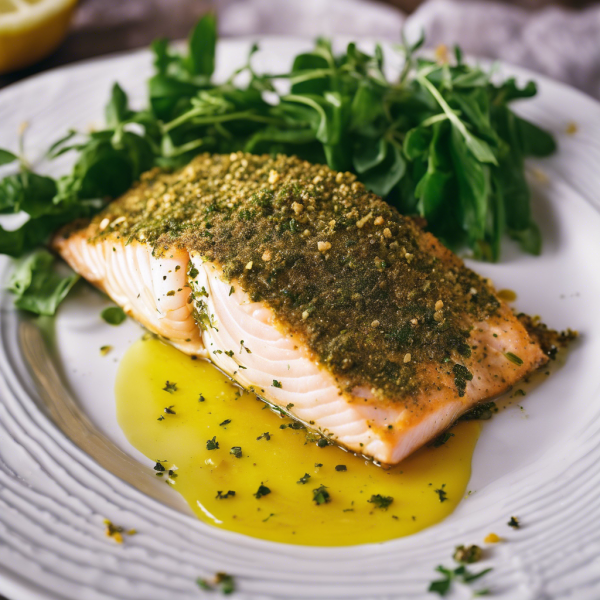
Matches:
[1,38,600,600]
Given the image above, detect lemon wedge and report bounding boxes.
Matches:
[0,0,78,74]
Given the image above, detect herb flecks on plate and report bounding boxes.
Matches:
[0,13,555,315]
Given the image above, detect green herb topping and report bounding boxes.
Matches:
[297,473,311,484]
[197,570,235,595]
[163,381,178,394]
[206,436,219,450]
[215,490,235,499]
[434,485,448,503]
[312,484,331,505]
[453,545,483,564]
[100,306,127,326]
[504,352,524,366]
[0,13,557,319]
[230,446,242,458]
[254,483,271,499]
[368,494,394,510]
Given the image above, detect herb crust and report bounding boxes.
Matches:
[67,152,502,398]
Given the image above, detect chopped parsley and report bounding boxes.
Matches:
[508,516,520,529]
[153,461,166,472]
[99,345,112,356]
[254,483,271,499]
[368,494,393,510]
[317,437,331,447]
[219,419,232,427]
[335,465,347,472]
[163,380,177,394]
[430,432,455,447]
[100,306,127,326]
[240,340,251,353]
[229,286,235,296]
[163,405,176,414]
[452,364,473,397]
[230,446,242,458]
[453,545,482,564]
[314,463,323,468]
[297,473,311,484]
[272,380,282,388]
[504,352,524,366]
[225,350,234,357]
[103,519,136,544]
[434,484,448,503]
[198,394,205,402]
[197,572,235,595]
[429,562,491,597]
[257,432,271,441]
[286,403,294,410]
[312,484,331,505]
[460,401,497,421]
[215,490,236,499]
[206,436,219,450]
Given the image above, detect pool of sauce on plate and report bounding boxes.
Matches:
[116,337,481,546]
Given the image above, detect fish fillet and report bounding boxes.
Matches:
[53,153,549,464]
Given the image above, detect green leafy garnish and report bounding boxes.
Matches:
[297,473,311,484]
[312,484,331,505]
[453,544,482,564]
[429,563,492,597]
[508,516,520,529]
[254,483,271,499]
[368,494,394,510]
[215,490,235,499]
[100,306,127,326]
[272,380,282,388]
[163,380,177,393]
[206,436,219,450]
[257,432,271,441]
[230,446,242,458]
[430,431,455,447]
[196,571,235,595]
[0,14,555,316]
[434,484,448,503]
[0,148,18,166]
[8,250,79,315]
[504,352,524,366]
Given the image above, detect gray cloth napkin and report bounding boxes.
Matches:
[218,0,600,99]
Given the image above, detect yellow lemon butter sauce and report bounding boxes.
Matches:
[116,337,480,546]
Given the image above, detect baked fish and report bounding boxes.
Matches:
[53,152,550,464]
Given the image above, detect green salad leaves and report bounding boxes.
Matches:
[0,13,556,315]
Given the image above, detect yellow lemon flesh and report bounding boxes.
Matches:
[116,337,481,546]
[0,0,78,74]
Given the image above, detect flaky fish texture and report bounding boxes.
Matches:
[54,153,548,464]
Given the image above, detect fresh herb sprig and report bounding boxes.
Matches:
[0,13,555,315]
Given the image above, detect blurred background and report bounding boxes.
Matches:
[1,0,599,93]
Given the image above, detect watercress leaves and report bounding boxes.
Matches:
[101,306,127,326]
[8,250,79,315]
[0,148,18,166]
[0,15,555,318]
